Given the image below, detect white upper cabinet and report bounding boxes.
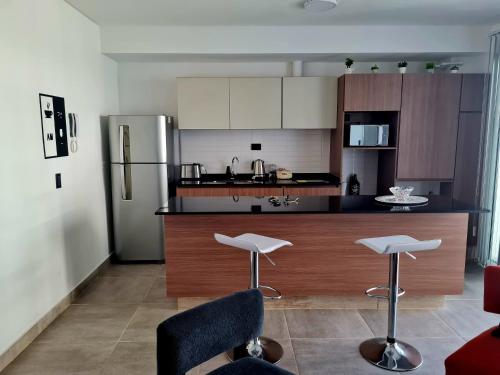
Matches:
[177,77,229,129]
[229,78,282,129]
[283,77,337,129]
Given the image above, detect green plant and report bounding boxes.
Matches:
[398,61,408,68]
[426,62,435,70]
[345,58,354,68]
[371,64,379,71]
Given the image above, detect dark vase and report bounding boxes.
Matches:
[348,174,360,195]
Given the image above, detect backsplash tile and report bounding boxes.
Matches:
[342,149,379,195]
[180,129,331,174]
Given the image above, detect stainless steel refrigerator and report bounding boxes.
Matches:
[109,115,175,261]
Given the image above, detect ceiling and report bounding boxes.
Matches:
[66,0,500,26]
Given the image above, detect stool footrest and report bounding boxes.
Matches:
[365,285,405,299]
[258,285,282,300]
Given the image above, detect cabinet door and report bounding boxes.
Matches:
[229,78,282,129]
[177,78,229,129]
[343,74,402,111]
[397,74,462,180]
[460,74,485,112]
[230,187,284,196]
[176,187,231,197]
[283,77,337,129]
[283,186,341,196]
[453,112,483,204]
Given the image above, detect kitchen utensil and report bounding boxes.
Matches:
[181,163,207,179]
[251,159,266,177]
[180,163,194,179]
[192,163,207,179]
[389,186,414,201]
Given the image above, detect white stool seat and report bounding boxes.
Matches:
[214,233,293,254]
[214,232,292,364]
[356,234,442,371]
[356,235,441,255]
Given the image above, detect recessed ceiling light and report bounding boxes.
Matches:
[304,0,338,12]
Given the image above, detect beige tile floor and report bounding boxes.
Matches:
[2,263,497,375]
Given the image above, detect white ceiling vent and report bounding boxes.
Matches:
[304,0,338,12]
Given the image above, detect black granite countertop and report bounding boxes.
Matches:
[156,195,487,215]
[177,173,341,188]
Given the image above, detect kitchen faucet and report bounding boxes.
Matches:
[231,156,239,177]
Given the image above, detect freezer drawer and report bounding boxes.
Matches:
[109,115,173,163]
[111,163,169,261]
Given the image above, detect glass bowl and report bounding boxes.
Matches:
[389,186,414,201]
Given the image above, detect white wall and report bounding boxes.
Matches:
[0,0,118,356]
[118,61,289,115]
[102,25,491,56]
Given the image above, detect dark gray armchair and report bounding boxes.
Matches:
[157,289,294,375]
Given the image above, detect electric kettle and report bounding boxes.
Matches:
[251,159,266,177]
[181,163,207,179]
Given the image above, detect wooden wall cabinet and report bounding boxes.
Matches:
[283,77,337,129]
[397,74,462,180]
[229,78,282,129]
[453,73,486,204]
[342,74,402,111]
[460,74,485,112]
[177,78,230,129]
[453,112,483,203]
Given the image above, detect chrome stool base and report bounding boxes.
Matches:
[360,337,423,372]
[227,336,284,364]
[258,285,282,300]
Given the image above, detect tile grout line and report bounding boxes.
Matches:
[356,309,377,339]
[141,276,159,302]
[432,308,469,342]
[116,305,141,344]
[282,310,300,375]
[95,305,142,374]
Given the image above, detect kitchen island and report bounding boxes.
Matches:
[157,195,484,301]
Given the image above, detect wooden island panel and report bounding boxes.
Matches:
[165,213,468,297]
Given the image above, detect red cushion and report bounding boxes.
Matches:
[484,266,500,314]
[445,327,500,375]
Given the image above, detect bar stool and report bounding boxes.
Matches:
[214,233,292,364]
[355,235,441,372]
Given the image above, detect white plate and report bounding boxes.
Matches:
[375,195,429,206]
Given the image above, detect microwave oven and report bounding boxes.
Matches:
[349,124,389,147]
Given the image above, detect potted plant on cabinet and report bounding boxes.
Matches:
[450,65,460,73]
[426,62,435,73]
[371,64,380,73]
[398,61,408,74]
[345,58,354,74]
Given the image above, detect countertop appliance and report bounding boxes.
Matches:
[181,163,206,180]
[277,168,293,180]
[349,124,389,147]
[109,115,175,261]
[251,159,266,178]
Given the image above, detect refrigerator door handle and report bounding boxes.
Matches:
[119,125,131,163]
[120,163,132,200]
